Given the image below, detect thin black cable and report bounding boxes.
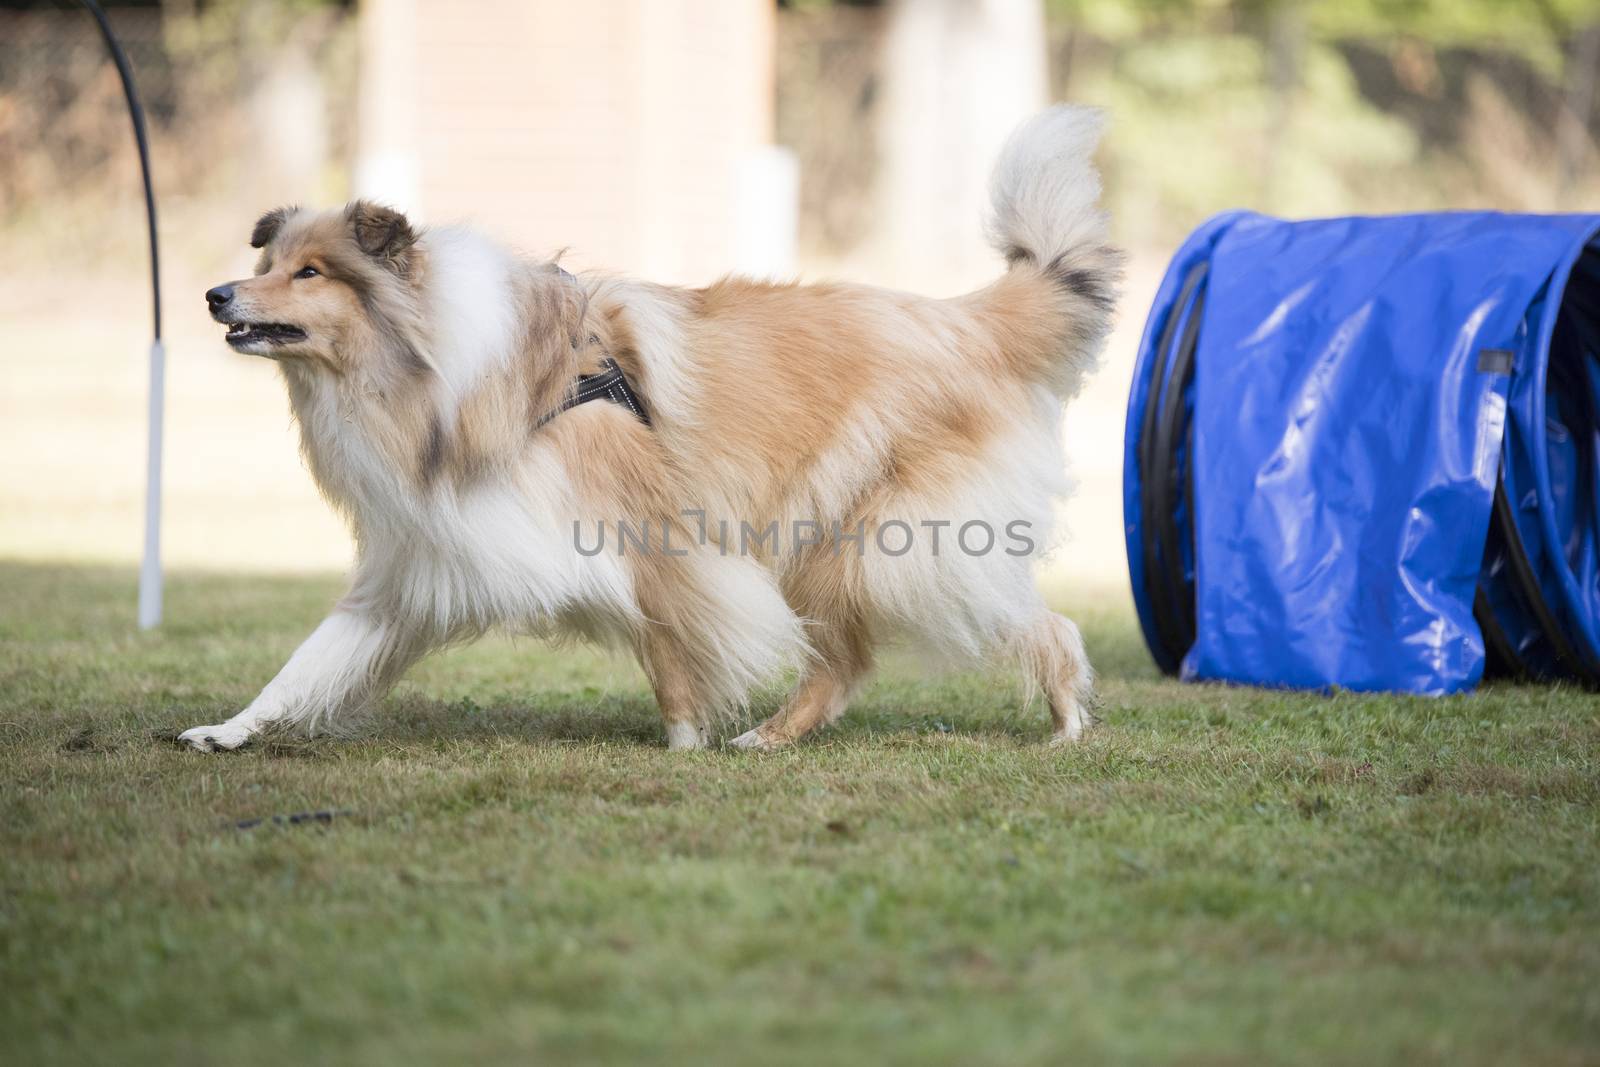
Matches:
[80,0,160,341]
[1155,285,1204,655]
[1487,472,1600,687]
[1138,262,1207,674]
[1473,583,1526,681]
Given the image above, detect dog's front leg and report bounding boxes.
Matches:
[635,622,713,751]
[179,610,422,752]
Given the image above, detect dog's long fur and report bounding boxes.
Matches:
[181,105,1121,752]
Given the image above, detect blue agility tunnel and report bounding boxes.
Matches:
[1124,212,1600,695]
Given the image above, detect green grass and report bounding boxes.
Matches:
[1,560,1597,1065]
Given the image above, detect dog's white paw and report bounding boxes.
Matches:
[1050,716,1091,746]
[664,721,708,751]
[178,722,254,752]
[728,727,783,751]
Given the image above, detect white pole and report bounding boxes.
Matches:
[137,338,165,630]
[83,0,164,630]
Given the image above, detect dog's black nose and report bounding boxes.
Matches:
[205,285,234,310]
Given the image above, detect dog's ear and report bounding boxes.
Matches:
[347,201,419,274]
[250,206,295,249]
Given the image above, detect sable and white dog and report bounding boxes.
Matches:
[180,106,1120,753]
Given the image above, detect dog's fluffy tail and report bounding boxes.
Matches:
[987,104,1110,270]
[985,104,1121,397]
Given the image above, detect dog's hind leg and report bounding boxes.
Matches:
[731,545,874,750]
[631,544,805,750]
[730,617,873,750]
[1015,611,1095,744]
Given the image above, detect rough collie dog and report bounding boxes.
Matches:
[180,105,1120,753]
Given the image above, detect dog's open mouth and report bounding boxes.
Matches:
[225,322,307,347]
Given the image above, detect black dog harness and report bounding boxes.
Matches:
[534,347,650,430]
[537,266,650,431]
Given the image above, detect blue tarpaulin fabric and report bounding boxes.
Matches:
[1125,211,1600,695]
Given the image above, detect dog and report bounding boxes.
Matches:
[179,105,1120,753]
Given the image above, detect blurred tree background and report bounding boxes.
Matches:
[3,0,1598,263]
[779,0,1600,253]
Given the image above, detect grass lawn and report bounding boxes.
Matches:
[1,559,1597,1065]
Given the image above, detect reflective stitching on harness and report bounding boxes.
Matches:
[535,356,650,430]
[608,380,644,421]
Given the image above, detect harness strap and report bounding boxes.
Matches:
[535,348,650,430]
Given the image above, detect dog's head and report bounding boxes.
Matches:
[205,202,420,372]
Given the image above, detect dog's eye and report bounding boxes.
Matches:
[294,266,319,279]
